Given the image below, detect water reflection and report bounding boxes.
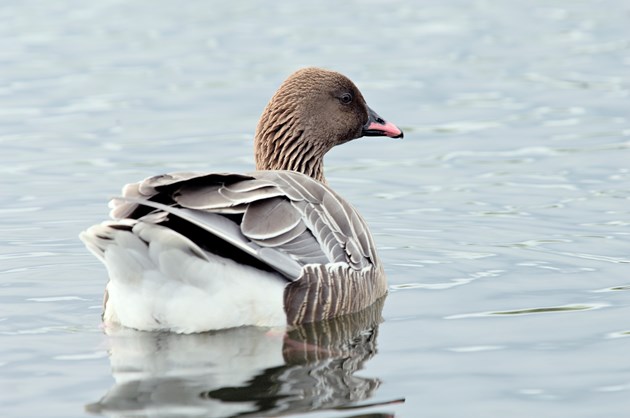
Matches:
[87,298,398,417]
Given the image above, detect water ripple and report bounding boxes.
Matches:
[551,252,630,264]
[27,296,89,302]
[54,351,108,361]
[447,345,505,353]
[391,269,504,290]
[606,330,630,339]
[446,303,609,319]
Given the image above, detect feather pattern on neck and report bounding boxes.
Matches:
[255,103,327,183]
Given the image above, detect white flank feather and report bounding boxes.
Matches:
[81,221,287,333]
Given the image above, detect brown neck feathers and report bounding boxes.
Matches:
[254,102,327,183]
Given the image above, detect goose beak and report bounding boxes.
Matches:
[362,106,404,139]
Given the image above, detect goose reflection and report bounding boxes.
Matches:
[87,298,397,417]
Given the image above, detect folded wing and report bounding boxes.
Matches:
[109,170,378,280]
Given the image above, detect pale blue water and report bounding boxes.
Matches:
[2,1,630,417]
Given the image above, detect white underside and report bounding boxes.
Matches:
[82,221,288,333]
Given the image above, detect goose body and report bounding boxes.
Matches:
[81,68,403,333]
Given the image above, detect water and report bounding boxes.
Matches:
[2,0,629,416]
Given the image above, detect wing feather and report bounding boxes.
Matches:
[241,197,303,239]
[116,197,302,280]
[110,170,376,281]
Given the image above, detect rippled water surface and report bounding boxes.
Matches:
[2,1,630,417]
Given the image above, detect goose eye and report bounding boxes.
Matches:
[339,93,353,105]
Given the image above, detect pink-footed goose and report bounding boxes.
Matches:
[81,67,403,333]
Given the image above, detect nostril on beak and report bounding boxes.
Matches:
[375,117,385,124]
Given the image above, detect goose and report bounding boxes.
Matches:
[81,67,403,333]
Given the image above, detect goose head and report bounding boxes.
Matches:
[255,67,403,183]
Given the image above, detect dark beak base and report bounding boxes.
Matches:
[362,106,404,139]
